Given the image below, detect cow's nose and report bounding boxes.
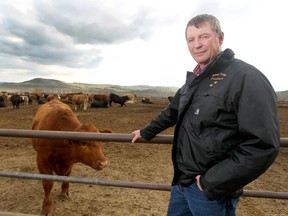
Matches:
[98,160,108,169]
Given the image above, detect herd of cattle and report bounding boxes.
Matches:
[0,92,174,214]
[0,92,166,110]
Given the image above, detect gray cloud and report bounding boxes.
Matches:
[0,14,102,68]
[0,0,158,71]
[34,1,156,44]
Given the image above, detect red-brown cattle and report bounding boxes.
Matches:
[31,99,109,215]
[62,92,83,102]
[47,93,60,102]
[93,94,109,101]
[71,94,89,111]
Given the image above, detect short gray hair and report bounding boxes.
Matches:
[185,14,222,39]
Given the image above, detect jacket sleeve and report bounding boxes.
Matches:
[201,68,280,199]
[140,89,180,140]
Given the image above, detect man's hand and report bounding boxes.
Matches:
[131,130,142,143]
[195,175,203,191]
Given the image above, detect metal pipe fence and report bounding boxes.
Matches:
[0,129,287,147]
[0,128,287,200]
[0,171,287,199]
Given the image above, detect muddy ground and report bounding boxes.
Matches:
[0,98,287,216]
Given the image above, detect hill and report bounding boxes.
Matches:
[0,78,287,99]
[0,78,179,97]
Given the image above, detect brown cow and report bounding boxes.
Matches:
[47,93,60,102]
[71,94,89,111]
[93,94,109,101]
[31,99,109,215]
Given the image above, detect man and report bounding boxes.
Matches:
[131,14,280,216]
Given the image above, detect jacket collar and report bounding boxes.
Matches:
[185,48,235,85]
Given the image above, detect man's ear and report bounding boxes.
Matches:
[218,32,224,46]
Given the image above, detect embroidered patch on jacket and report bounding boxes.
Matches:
[209,73,227,87]
[194,108,200,115]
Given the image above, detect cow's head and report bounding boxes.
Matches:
[69,123,108,170]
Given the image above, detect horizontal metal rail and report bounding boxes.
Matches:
[0,171,170,191]
[0,129,170,144]
[0,129,287,200]
[0,129,287,147]
[0,171,287,200]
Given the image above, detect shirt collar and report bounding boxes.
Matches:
[193,64,202,76]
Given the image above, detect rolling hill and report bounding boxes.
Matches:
[0,78,179,97]
[0,78,287,99]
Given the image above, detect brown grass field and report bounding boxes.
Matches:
[0,98,287,216]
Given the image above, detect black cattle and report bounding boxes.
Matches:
[11,95,22,109]
[109,93,129,107]
[91,100,109,108]
[36,95,47,104]
[0,96,6,107]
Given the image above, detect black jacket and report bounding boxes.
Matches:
[140,49,280,199]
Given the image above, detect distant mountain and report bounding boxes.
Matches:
[0,78,179,97]
[0,78,286,99]
[18,78,73,89]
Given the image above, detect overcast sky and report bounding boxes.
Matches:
[0,0,287,91]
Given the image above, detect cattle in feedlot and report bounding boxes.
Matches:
[71,94,89,111]
[0,98,286,215]
[109,93,129,107]
[31,99,110,215]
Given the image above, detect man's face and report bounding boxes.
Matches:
[186,22,224,69]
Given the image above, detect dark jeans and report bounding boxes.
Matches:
[167,183,240,216]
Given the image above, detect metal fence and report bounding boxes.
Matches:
[0,129,287,200]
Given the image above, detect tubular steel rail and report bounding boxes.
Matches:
[0,129,287,147]
[0,171,288,199]
[0,128,287,200]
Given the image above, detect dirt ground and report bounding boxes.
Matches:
[0,98,287,216]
